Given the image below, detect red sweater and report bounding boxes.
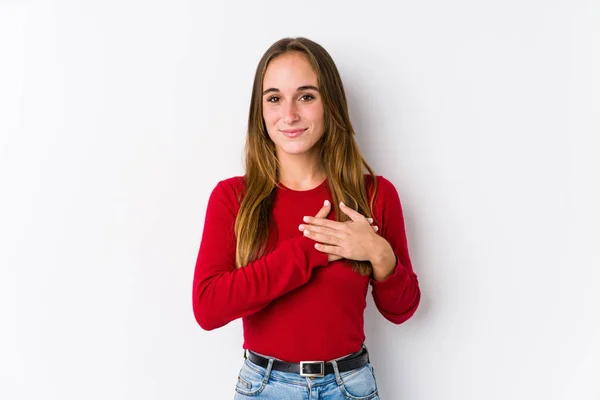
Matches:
[192,175,420,362]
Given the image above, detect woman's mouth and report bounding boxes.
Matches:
[280,128,307,138]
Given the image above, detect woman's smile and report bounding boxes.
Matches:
[280,128,308,138]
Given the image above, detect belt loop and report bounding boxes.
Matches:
[362,343,370,362]
[262,358,274,384]
[330,359,343,385]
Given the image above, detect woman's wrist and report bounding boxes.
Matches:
[370,237,396,281]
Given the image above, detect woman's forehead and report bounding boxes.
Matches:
[263,53,318,91]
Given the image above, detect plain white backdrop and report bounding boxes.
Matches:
[1,0,599,399]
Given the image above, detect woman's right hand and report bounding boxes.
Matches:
[300,200,378,262]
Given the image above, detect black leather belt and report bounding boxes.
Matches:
[246,347,369,378]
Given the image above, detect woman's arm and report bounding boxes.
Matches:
[298,175,420,324]
[369,176,421,324]
[192,179,329,331]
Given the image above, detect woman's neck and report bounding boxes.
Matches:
[277,151,326,191]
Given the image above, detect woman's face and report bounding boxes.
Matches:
[262,52,325,159]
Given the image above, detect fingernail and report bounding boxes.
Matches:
[299,224,305,231]
[340,201,346,207]
[374,226,379,232]
[324,200,330,206]
[303,216,309,222]
[303,229,310,236]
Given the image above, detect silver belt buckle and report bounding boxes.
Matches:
[299,361,325,377]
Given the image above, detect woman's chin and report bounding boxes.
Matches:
[276,144,318,157]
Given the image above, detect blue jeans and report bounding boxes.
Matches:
[233,356,380,399]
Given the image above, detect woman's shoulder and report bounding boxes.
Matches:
[364,175,404,221]
[209,176,246,202]
[215,175,246,190]
[364,174,398,196]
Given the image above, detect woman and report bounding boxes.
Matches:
[192,37,420,399]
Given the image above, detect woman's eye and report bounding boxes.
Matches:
[266,96,280,103]
[300,94,315,101]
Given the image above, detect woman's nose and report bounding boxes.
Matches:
[282,102,300,124]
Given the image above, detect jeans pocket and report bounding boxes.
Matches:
[338,363,379,400]
[235,360,267,396]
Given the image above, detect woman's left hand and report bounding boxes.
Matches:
[299,202,388,264]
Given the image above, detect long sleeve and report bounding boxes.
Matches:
[370,176,421,324]
[192,178,329,331]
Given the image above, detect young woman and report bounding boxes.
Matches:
[192,37,420,399]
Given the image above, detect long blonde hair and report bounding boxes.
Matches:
[235,37,378,276]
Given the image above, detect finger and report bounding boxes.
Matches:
[314,200,331,219]
[314,242,344,257]
[303,229,342,245]
[299,224,345,239]
[339,202,367,223]
[303,216,346,230]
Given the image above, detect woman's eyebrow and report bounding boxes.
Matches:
[297,85,319,92]
[262,85,320,95]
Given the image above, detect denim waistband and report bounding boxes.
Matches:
[242,345,370,387]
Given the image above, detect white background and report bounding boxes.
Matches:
[1,1,599,399]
